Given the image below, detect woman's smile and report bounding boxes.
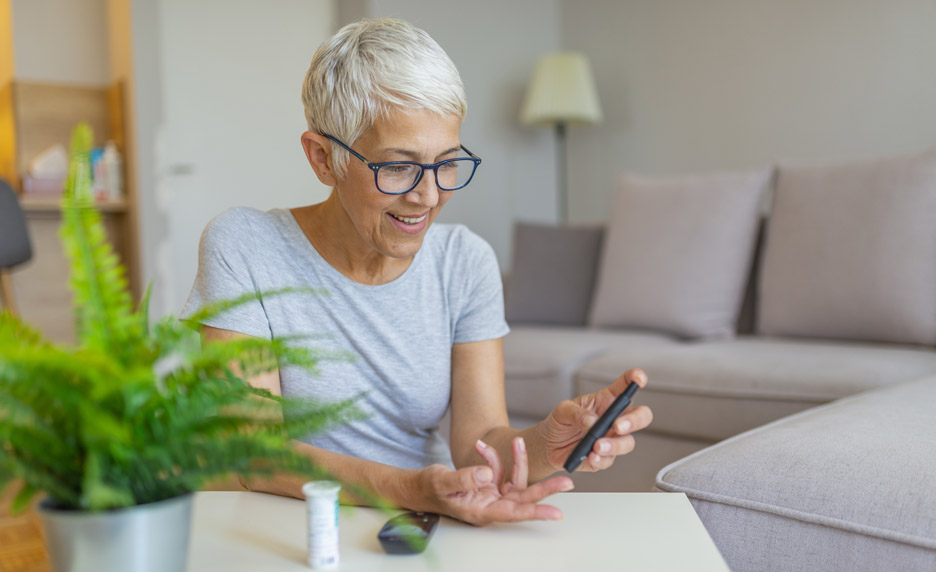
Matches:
[387,211,429,234]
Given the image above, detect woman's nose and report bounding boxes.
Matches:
[405,168,440,207]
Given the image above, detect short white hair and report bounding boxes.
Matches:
[302,18,468,178]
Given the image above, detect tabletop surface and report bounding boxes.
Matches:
[188,491,729,571]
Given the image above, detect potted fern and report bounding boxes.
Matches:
[0,124,357,572]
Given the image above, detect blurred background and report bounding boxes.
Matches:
[2,0,935,339]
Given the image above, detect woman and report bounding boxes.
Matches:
[182,18,652,526]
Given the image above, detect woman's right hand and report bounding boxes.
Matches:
[412,437,574,527]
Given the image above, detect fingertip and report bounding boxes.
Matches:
[546,507,564,521]
[595,438,611,455]
[515,436,526,453]
[475,466,493,485]
[614,419,632,435]
[583,414,598,429]
[632,368,648,388]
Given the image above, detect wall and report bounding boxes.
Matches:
[129,0,166,314]
[11,0,110,84]
[131,0,336,317]
[347,0,563,268]
[130,0,936,307]
[563,0,936,222]
[126,0,562,316]
[129,0,562,318]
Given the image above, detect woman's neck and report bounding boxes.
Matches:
[290,198,414,286]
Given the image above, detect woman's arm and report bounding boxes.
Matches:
[202,325,421,506]
[202,326,569,524]
[449,338,556,481]
[449,338,654,484]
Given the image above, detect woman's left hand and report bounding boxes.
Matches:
[418,436,572,526]
[537,368,653,472]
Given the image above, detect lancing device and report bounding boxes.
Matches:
[563,381,640,473]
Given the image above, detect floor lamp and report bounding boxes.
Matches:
[520,52,603,223]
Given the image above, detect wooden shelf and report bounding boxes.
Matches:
[18,194,129,214]
[0,485,49,572]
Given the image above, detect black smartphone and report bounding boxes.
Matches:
[377,511,440,554]
[563,381,640,473]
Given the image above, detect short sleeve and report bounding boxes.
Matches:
[452,229,510,344]
[179,208,272,339]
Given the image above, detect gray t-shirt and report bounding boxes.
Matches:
[181,207,509,470]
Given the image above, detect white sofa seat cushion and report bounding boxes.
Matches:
[504,326,678,418]
[575,336,936,441]
[655,377,936,572]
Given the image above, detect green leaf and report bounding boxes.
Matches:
[81,450,134,510]
[183,286,329,327]
[0,123,366,512]
[0,311,47,350]
[138,281,154,336]
[11,481,37,514]
[66,123,94,202]
[60,124,138,362]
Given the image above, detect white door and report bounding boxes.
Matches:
[153,0,334,314]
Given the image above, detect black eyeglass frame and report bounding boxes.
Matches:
[321,133,482,195]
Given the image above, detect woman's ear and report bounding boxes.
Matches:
[301,131,337,186]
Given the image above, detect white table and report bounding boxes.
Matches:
[187,491,729,571]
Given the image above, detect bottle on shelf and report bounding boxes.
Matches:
[89,141,124,202]
[102,141,124,201]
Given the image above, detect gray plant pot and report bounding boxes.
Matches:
[38,493,193,572]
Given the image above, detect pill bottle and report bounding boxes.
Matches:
[302,481,341,569]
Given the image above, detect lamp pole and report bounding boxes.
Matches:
[520,52,602,223]
[556,121,567,223]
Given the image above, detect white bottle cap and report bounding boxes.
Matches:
[303,481,341,498]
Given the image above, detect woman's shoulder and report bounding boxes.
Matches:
[427,222,493,256]
[201,207,293,245]
[205,206,287,232]
[424,223,499,275]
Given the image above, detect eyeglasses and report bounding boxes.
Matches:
[321,133,482,195]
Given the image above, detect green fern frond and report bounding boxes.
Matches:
[60,123,142,362]
[61,195,137,359]
[0,123,365,514]
[277,394,366,440]
[81,450,135,510]
[182,286,330,327]
[0,311,47,349]
[65,123,94,202]
[138,281,154,335]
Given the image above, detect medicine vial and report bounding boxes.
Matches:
[302,481,341,569]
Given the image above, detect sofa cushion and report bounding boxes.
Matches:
[655,377,936,572]
[589,168,771,339]
[504,222,604,326]
[504,326,677,418]
[758,149,936,346]
[734,218,765,336]
[575,336,936,441]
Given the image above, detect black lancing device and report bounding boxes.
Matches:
[377,511,440,554]
[563,381,640,473]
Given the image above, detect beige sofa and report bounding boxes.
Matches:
[502,149,936,570]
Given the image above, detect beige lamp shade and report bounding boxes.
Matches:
[520,52,603,126]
